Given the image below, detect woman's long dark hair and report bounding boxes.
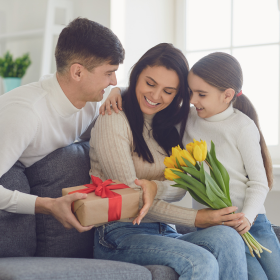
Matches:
[191,52,273,188]
[122,43,190,163]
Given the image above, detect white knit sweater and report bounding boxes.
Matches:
[0,74,100,214]
[89,110,198,226]
[179,105,269,224]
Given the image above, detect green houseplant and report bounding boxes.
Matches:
[0,51,31,93]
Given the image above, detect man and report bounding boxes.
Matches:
[0,18,125,232]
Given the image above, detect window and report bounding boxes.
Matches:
[177,0,280,163]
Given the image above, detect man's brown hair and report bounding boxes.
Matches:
[55,17,125,74]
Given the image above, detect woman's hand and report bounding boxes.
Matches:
[195,206,245,228]
[133,179,157,225]
[99,87,122,115]
[234,217,251,235]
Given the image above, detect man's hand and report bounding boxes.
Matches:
[99,87,122,115]
[234,217,251,235]
[35,194,94,233]
[133,179,157,225]
[195,207,245,228]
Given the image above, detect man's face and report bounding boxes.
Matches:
[80,63,118,102]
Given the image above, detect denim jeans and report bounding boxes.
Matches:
[246,214,280,280]
[94,222,247,280]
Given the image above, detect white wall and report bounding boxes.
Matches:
[110,0,175,89]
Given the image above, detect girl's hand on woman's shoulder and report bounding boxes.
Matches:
[132,179,157,225]
[195,207,245,228]
[99,87,122,115]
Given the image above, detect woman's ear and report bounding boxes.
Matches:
[224,88,235,104]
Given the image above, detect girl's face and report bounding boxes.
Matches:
[188,71,230,119]
[136,66,179,115]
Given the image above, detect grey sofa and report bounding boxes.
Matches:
[0,141,279,280]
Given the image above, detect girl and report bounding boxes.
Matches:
[185,52,280,280]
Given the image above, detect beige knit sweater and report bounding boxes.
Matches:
[89,110,197,226]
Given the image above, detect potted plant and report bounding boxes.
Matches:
[0,51,31,93]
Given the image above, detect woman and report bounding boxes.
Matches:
[90,43,247,280]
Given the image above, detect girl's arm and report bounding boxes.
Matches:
[99,87,127,115]
[237,122,270,225]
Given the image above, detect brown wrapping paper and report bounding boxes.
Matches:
[62,185,140,227]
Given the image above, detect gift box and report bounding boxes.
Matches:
[62,176,140,226]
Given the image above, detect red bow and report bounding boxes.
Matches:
[69,175,129,222]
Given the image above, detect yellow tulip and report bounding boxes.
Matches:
[180,149,196,166]
[171,145,183,166]
[171,145,182,157]
[164,155,178,168]
[193,139,207,162]
[186,142,194,155]
[164,168,183,181]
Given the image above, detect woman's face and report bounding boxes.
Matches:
[135,66,179,115]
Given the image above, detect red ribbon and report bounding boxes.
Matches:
[69,175,129,222]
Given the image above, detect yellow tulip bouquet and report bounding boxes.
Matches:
[164,139,271,258]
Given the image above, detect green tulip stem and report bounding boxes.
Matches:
[245,232,262,252]
[204,160,213,171]
[247,232,272,253]
[242,235,254,257]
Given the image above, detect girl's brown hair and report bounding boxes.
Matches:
[191,52,273,188]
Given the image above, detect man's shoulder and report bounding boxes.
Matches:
[0,80,47,110]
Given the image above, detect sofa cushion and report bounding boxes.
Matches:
[0,257,152,280]
[0,161,36,257]
[26,141,95,258]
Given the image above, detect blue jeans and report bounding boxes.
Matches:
[94,222,247,280]
[246,215,280,280]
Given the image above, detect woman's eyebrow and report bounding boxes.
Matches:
[146,76,178,90]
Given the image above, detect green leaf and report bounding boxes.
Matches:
[181,166,200,180]
[187,188,212,208]
[172,170,206,196]
[173,177,217,209]
[0,51,31,78]
[181,157,197,170]
[173,178,189,188]
[199,162,206,184]
[175,158,182,170]
[210,141,231,203]
[207,152,226,194]
[205,173,231,208]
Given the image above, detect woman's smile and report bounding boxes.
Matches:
[144,96,160,107]
[136,66,179,115]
